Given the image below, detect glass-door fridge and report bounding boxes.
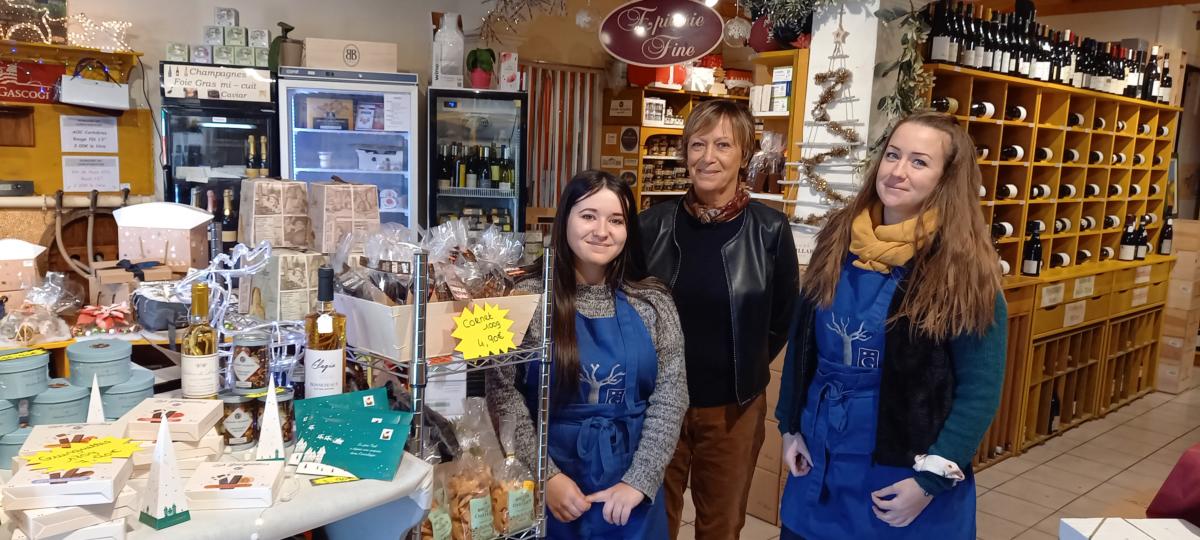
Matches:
[427,88,528,232]
[278,67,419,227]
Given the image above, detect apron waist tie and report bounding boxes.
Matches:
[576,417,624,480]
[811,379,853,504]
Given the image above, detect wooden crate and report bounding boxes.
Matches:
[1022,323,1105,450]
[1099,308,1162,413]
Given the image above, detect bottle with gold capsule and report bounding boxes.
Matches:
[181,282,219,398]
[304,266,346,398]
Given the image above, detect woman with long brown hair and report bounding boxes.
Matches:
[487,170,687,538]
[775,111,1007,538]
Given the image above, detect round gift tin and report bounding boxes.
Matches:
[218,391,259,450]
[0,399,17,436]
[230,332,270,394]
[29,378,89,425]
[67,339,133,387]
[0,427,31,469]
[100,365,155,420]
[0,348,50,400]
[256,388,295,445]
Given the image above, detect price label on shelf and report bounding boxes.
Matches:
[1132,287,1149,307]
[1073,276,1095,299]
[1135,266,1152,284]
[451,303,517,360]
[1063,300,1087,327]
[1041,283,1065,308]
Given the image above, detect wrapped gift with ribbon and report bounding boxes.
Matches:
[89,259,174,305]
[73,303,138,337]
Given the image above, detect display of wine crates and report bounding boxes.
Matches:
[1159,220,1200,393]
[925,62,1182,470]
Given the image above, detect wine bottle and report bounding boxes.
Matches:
[1141,45,1160,101]
[1119,215,1137,261]
[1116,120,1127,132]
[1027,219,1047,234]
[992,221,1015,238]
[1137,123,1151,136]
[1085,183,1102,198]
[1104,215,1120,229]
[1077,248,1093,263]
[1035,147,1054,162]
[181,282,219,399]
[1001,145,1025,161]
[1049,390,1061,433]
[1022,229,1044,276]
[1108,183,1123,197]
[258,135,270,177]
[1153,155,1164,167]
[1112,152,1127,165]
[970,100,996,119]
[929,0,954,62]
[245,135,258,178]
[1059,184,1077,199]
[1006,105,1028,122]
[1132,154,1146,166]
[1159,210,1174,255]
[1079,216,1096,231]
[1130,183,1142,196]
[996,183,1018,199]
[1050,252,1071,268]
[978,185,987,198]
[221,189,237,253]
[1064,149,1080,163]
[1100,246,1115,260]
[1030,183,1051,199]
[999,257,1011,275]
[1066,112,1085,127]
[1054,217,1071,233]
[1135,216,1150,260]
[1157,125,1169,137]
[1149,184,1161,196]
[976,146,990,160]
[1089,150,1104,165]
[1094,117,1107,130]
[304,266,347,398]
[931,96,960,114]
[1158,52,1173,104]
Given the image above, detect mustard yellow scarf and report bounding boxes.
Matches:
[849,205,939,273]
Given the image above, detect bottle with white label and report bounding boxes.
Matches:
[1077,249,1093,263]
[1054,217,1071,233]
[181,282,219,399]
[1059,184,1077,199]
[1149,184,1161,196]
[996,183,1018,200]
[1085,183,1102,198]
[976,146,989,160]
[1130,183,1142,196]
[1159,209,1174,255]
[1094,117,1107,130]
[1027,219,1047,234]
[1108,183,1123,197]
[1153,155,1164,167]
[1078,216,1096,231]
[304,266,347,398]
[1112,152,1127,165]
[970,100,996,119]
[1157,125,1169,137]
[1100,246,1115,261]
[1088,150,1104,165]
[1050,252,1071,268]
[1104,214,1121,229]
[1022,229,1044,276]
[1138,123,1151,135]
[1030,183,1051,199]
[992,221,1014,238]
[1034,147,1054,162]
[1064,148,1080,163]
[1000,145,1025,161]
[1005,105,1028,122]
[1119,215,1137,261]
[1116,120,1127,132]
[1066,112,1085,127]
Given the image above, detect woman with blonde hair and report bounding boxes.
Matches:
[775,111,1007,538]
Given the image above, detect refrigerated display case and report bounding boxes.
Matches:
[278,67,419,227]
[160,62,277,213]
[427,88,528,232]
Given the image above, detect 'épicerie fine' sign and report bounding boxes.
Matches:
[161,64,273,103]
[599,0,723,67]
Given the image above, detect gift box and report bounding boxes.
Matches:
[238,178,311,249]
[12,517,128,540]
[184,461,284,510]
[122,398,222,442]
[113,203,211,271]
[304,97,354,130]
[130,428,223,467]
[3,457,133,510]
[308,180,380,253]
[5,486,136,539]
[87,259,172,305]
[0,239,45,291]
[18,423,126,458]
[627,64,686,89]
[498,51,520,91]
[248,29,270,49]
[238,248,328,321]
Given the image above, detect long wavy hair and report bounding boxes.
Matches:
[802,111,1002,339]
[550,170,666,404]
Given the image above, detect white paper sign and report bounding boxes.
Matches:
[600,156,622,168]
[1132,286,1149,307]
[161,64,272,102]
[60,116,118,153]
[605,133,618,145]
[1041,283,1065,307]
[1135,266,1152,284]
[1063,300,1087,327]
[425,363,467,418]
[1073,276,1095,299]
[610,99,633,117]
[62,156,119,192]
[792,227,816,266]
[384,93,412,133]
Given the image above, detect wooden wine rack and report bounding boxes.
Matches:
[925,63,1182,470]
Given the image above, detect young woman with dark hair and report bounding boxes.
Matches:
[776,111,1008,538]
[487,170,687,539]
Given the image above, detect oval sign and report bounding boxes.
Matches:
[598,0,724,67]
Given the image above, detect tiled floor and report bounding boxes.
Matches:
[675,387,1200,540]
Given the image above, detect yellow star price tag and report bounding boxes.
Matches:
[23,437,140,473]
[451,303,516,360]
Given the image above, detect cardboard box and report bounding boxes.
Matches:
[498,51,520,91]
[0,239,45,290]
[238,248,328,322]
[11,516,128,540]
[1171,251,1200,282]
[238,178,311,249]
[1167,277,1200,309]
[1060,518,1200,539]
[247,29,270,49]
[190,45,212,64]
[1162,307,1200,338]
[254,47,270,68]
[1157,361,1198,394]
[758,419,781,474]
[1174,219,1200,253]
[642,97,667,128]
[303,97,354,130]
[5,486,136,539]
[303,38,397,72]
[746,465,779,526]
[130,428,223,467]
[19,423,126,458]
[113,203,211,271]
[202,26,224,46]
[165,42,189,62]
[308,181,380,253]
[234,46,255,67]
[87,259,173,305]
[223,26,246,47]
[185,461,285,510]
[123,398,222,442]
[3,458,132,510]
[214,45,235,65]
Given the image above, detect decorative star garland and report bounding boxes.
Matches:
[0,0,66,44]
[67,13,132,53]
[796,65,860,221]
[480,0,566,44]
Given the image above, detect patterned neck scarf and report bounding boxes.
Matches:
[683,184,751,224]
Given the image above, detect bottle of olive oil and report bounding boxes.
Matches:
[181,282,219,398]
[304,266,346,397]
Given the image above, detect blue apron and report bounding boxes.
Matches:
[780,259,975,539]
[525,291,668,539]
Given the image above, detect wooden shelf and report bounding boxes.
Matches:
[639,86,750,101]
[928,62,1183,112]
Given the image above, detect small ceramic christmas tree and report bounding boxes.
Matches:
[255,378,285,461]
[86,374,105,424]
[139,420,191,529]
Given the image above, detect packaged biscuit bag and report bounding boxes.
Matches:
[490,421,535,535]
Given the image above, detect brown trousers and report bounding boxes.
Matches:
[664,394,766,540]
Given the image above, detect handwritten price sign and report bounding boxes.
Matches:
[451,303,516,360]
[24,437,139,473]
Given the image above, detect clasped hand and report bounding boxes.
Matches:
[546,474,645,526]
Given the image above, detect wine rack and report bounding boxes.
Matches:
[927,62,1181,470]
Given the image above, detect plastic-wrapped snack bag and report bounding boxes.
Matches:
[424,220,470,301]
[422,462,454,540]
[490,421,535,535]
[455,226,525,299]
[747,131,786,193]
[360,223,423,305]
[447,443,497,540]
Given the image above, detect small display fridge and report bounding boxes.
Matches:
[160,61,277,213]
[427,88,528,232]
[278,67,420,227]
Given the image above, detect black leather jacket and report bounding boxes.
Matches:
[640,199,800,405]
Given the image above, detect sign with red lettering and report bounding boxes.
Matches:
[599,0,724,67]
[0,60,64,103]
